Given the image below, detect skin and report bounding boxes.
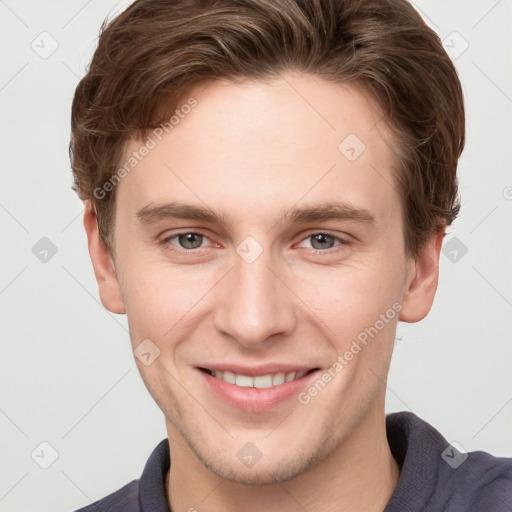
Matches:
[84,72,443,512]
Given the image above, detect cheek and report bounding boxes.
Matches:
[294,256,404,336]
[118,258,217,346]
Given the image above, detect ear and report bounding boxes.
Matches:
[399,229,444,323]
[83,201,125,314]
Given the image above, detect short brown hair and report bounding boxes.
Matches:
[70,0,464,256]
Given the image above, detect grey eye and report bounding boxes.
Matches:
[310,233,336,250]
[177,233,204,249]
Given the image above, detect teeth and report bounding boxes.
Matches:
[272,372,285,386]
[209,369,309,388]
[235,374,253,388]
[223,371,236,384]
[254,375,273,388]
[285,371,296,382]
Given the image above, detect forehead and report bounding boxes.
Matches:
[116,73,399,225]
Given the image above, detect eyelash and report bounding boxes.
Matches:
[159,230,350,255]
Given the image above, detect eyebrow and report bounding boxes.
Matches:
[135,200,376,227]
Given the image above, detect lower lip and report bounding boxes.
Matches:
[197,369,320,413]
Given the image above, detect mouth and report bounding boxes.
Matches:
[198,367,319,389]
[195,363,322,412]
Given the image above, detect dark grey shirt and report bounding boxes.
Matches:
[74,412,512,511]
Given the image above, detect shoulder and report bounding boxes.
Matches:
[72,479,140,512]
[451,450,512,510]
[385,412,512,511]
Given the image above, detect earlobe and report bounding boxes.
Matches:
[83,201,126,314]
[399,230,445,323]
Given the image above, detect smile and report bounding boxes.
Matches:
[200,368,314,388]
[197,366,321,412]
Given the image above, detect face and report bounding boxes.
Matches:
[86,72,441,485]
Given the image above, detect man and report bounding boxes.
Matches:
[69,0,512,510]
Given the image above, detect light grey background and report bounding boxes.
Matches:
[0,1,511,511]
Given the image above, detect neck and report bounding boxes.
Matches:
[166,401,399,512]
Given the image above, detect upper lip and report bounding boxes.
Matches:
[197,364,319,376]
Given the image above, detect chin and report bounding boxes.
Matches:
[198,454,312,486]
[187,431,336,486]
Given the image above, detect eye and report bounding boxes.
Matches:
[163,232,211,251]
[160,230,349,255]
[297,232,347,251]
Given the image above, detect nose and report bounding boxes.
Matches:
[212,246,297,349]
